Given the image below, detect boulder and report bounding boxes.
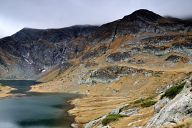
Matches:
[146,77,192,128]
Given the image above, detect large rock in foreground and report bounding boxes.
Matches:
[146,76,192,128]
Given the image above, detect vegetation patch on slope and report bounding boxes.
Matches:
[132,96,157,108]
[161,82,185,99]
[102,114,126,126]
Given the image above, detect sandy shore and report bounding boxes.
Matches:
[0,85,15,98]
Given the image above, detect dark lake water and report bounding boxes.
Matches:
[0,80,80,128]
[0,80,41,94]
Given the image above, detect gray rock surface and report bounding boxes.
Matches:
[119,108,139,116]
[84,104,140,128]
[84,104,127,128]
[81,66,163,84]
[84,115,107,128]
[146,77,192,128]
[106,52,131,62]
[165,55,186,63]
[154,97,170,113]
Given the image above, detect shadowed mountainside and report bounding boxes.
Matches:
[0,25,98,79]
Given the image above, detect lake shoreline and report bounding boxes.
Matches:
[0,85,16,99]
[30,85,87,127]
[0,92,82,128]
[0,80,83,128]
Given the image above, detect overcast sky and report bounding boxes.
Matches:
[0,0,192,38]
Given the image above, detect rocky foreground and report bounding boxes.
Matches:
[1,9,192,127]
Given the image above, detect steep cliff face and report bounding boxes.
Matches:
[0,9,191,80]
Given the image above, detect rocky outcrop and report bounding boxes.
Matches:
[165,55,189,63]
[139,35,192,57]
[84,115,107,128]
[141,35,174,46]
[142,45,170,56]
[82,45,107,60]
[80,66,163,84]
[154,97,170,113]
[106,52,131,62]
[84,104,136,128]
[146,76,192,128]
[90,69,119,83]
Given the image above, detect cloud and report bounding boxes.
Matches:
[0,16,25,38]
[0,0,191,38]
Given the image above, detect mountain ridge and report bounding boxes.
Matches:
[0,9,191,79]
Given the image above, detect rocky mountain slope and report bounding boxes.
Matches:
[0,25,98,79]
[0,9,191,80]
[1,9,192,127]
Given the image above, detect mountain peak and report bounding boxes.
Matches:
[123,9,163,22]
[131,9,160,16]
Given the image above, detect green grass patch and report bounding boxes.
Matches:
[140,100,157,108]
[131,96,157,108]
[133,98,144,104]
[102,114,125,126]
[161,82,185,99]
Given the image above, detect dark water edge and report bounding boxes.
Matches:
[0,80,41,94]
[0,93,82,128]
[0,80,82,128]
